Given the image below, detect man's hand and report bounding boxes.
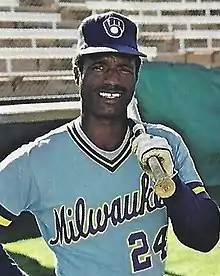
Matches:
[132,133,174,179]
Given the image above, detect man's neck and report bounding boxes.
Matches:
[81,115,129,151]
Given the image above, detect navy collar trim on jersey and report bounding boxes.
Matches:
[67,120,133,173]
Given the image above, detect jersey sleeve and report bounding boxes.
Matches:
[173,134,201,183]
[172,132,209,197]
[0,144,40,227]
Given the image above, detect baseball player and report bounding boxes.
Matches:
[0,11,219,276]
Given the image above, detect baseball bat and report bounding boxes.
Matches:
[128,97,166,180]
[128,97,176,198]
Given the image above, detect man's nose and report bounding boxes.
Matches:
[103,69,120,85]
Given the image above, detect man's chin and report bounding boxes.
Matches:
[96,110,127,120]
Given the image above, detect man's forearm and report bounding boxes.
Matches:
[164,175,220,252]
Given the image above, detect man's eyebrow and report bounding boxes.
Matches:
[120,61,134,67]
[87,56,135,67]
[88,59,104,66]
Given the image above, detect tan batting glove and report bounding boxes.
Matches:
[132,133,174,179]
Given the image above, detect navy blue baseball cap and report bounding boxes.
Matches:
[76,11,147,58]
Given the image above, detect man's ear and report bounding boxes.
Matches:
[73,66,81,86]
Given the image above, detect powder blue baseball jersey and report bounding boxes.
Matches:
[0,117,202,276]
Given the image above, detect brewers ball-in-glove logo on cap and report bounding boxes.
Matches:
[76,11,147,58]
[103,16,125,38]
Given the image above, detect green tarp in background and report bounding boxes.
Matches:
[136,62,220,198]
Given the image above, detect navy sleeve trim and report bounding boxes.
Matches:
[186,181,209,198]
[0,205,18,227]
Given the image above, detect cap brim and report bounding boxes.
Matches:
[78,44,147,57]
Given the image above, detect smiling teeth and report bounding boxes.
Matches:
[99,92,121,99]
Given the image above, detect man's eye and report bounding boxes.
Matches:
[93,65,104,72]
[120,66,133,74]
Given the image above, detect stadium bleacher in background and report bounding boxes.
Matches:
[0,0,220,99]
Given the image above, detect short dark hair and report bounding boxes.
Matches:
[73,54,142,86]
